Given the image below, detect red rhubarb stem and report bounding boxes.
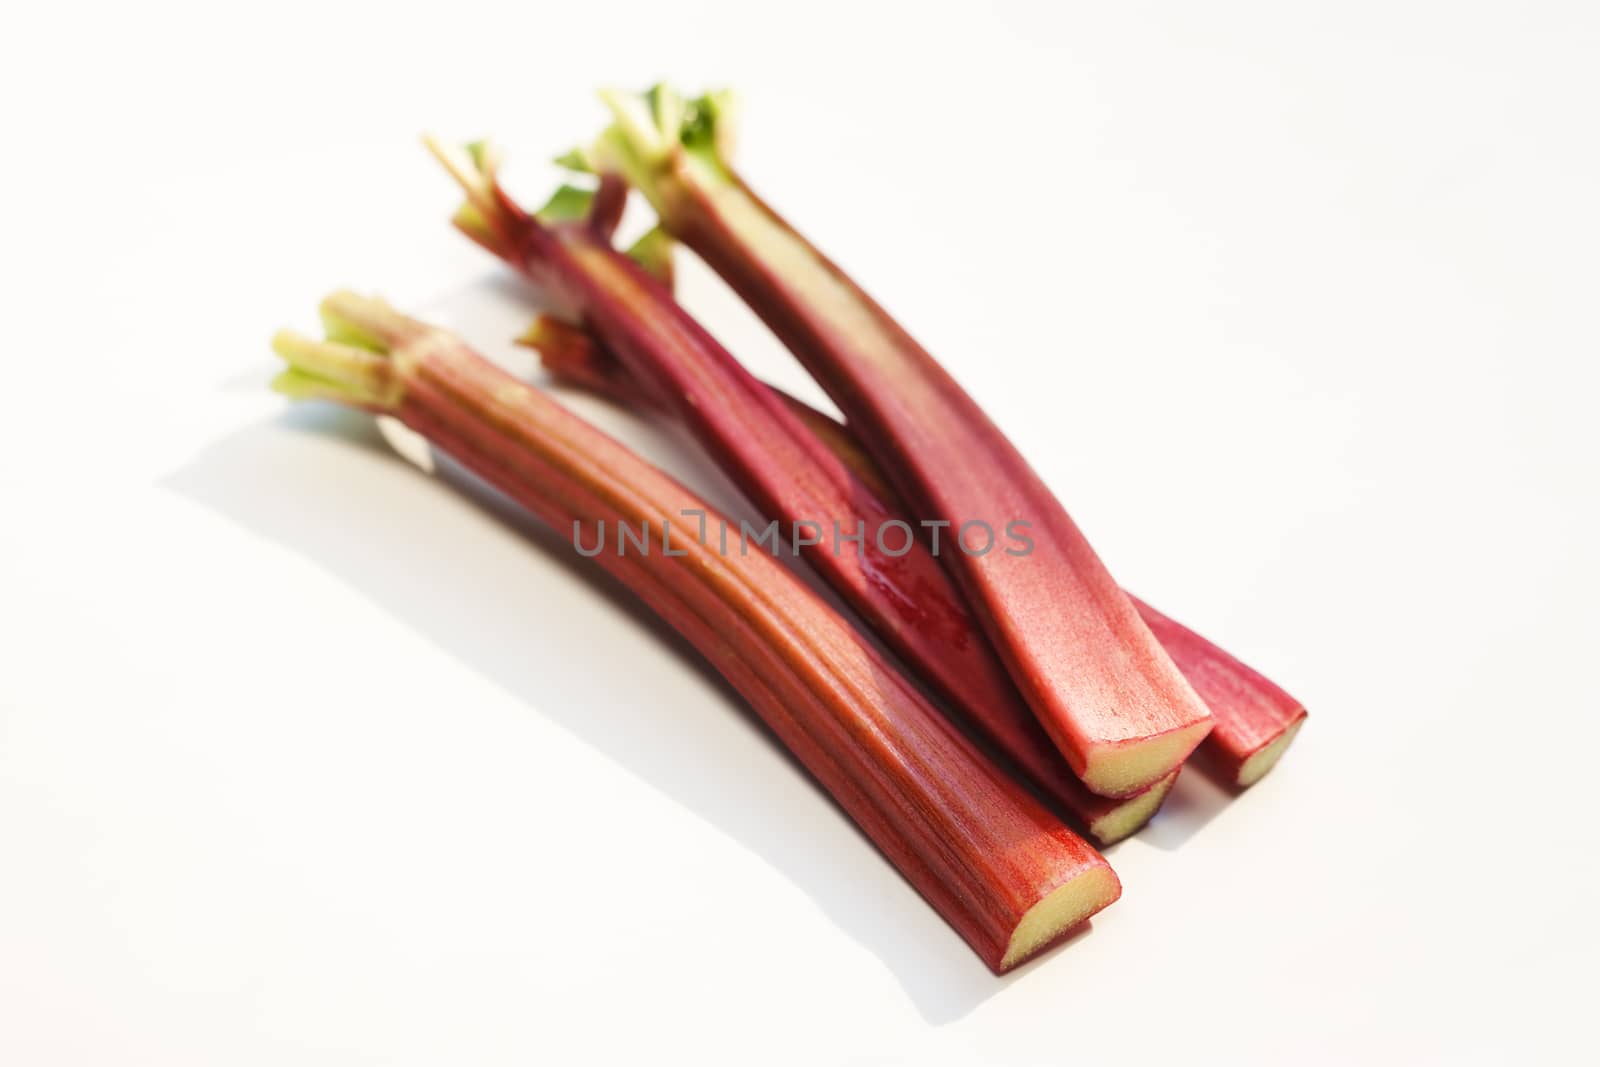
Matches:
[1133,602,1307,787]
[271,293,1122,974]
[524,314,1179,835]
[585,88,1215,797]
[430,139,1175,837]
[531,317,1305,788]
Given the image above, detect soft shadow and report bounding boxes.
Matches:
[1137,769,1233,851]
[165,404,1011,1023]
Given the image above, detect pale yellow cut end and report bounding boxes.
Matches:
[999,866,1121,972]
[1090,771,1179,845]
[1082,720,1213,798]
[1236,717,1305,788]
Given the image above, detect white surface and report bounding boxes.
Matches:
[3,2,1597,1063]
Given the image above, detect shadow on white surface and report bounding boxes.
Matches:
[1135,770,1234,852]
[166,403,1032,1023]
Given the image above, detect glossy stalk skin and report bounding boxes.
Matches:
[527,314,1182,840]
[432,146,1176,836]
[271,294,1122,975]
[533,322,1305,789]
[592,93,1212,797]
[529,313,894,497]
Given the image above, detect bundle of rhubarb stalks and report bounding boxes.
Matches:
[271,86,1306,976]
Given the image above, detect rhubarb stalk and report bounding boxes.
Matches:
[582,87,1214,797]
[531,320,1306,788]
[270,293,1121,973]
[1133,603,1307,787]
[428,139,1176,839]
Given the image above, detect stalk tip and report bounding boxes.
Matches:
[424,134,524,253]
[270,294,417,410]
[582,85,740,211]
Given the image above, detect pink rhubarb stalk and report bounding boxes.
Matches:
[1132,604,1307,787]
[532,319,1305,788]
[579,88,1214,796]
[271,292,1121,974]
[430,140,1176,839]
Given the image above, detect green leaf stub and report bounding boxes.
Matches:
[536,183,598,225]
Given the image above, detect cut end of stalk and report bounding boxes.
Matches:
[1082,720,1214,799]
[1235,715,1306,788]
[1089,770,1179,846]
[587,85,738,212]
[516,313,579,353]
[270,292,423,410]
[424,134,526,254]
[518,314,658,410]
[319,290,424,349]
[999,865,1121,973]
[424,135,498,205]
[517,314,597,371]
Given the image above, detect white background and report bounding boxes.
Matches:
[3,2,1597,1063]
